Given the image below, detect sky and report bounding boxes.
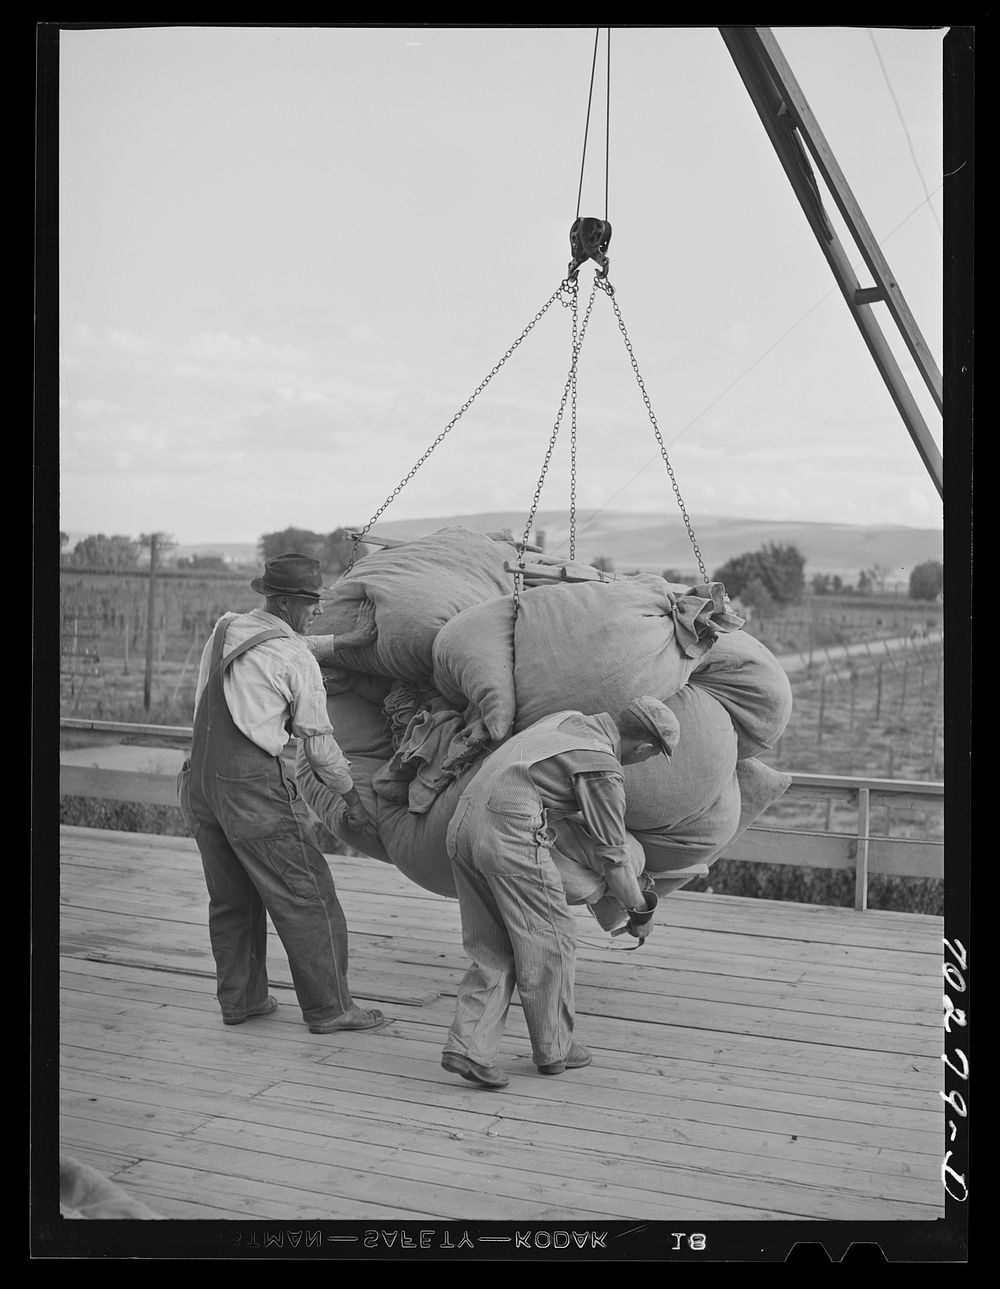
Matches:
[53,24,957,549]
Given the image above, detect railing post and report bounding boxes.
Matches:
[854,787,871,911]
[817,672,826,745]
[144,535,159,713]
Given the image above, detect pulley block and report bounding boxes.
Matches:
[568,216,612,281]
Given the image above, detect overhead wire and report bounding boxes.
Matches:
[867,29,943,236]
[354,29,942,570]
[350,29,616,573]
[575,30,601,222]
[575,28,611,221]
[563,26,708,578]
[568,27,611,558]
[604,28,611,220]
[552,183,945,559]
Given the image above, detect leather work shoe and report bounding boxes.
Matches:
[537,1043,593,1075]
[309,1008,388,1034]
[223,996,279,1026]
[441,1051,510,1089]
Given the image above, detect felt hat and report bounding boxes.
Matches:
[626,696,681,755]
[250,553,333,600]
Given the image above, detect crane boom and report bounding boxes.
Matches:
[720,26,944,497]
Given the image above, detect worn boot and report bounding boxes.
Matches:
[537,1042,592,1075]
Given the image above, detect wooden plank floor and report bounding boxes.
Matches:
[57,824,946,1230]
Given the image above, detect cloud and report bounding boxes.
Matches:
[88,326,160,356]
[236,397,356,450]
[186,331,308,366]
[59,320,414,476]
[347,322,378,343]
[61,396,124,420]
[65,323,309,374]
[718,321,753,350]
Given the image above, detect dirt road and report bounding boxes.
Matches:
[775,630,942,674]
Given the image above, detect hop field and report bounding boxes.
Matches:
[58,571,950,912]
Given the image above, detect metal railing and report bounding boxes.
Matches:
[58,719,943,911]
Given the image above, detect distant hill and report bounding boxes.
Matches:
[353,510,943,588]
[169,541,260,569]
[83,512,941,589]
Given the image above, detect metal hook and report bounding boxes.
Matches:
[567,216,612,281]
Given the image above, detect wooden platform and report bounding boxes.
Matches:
[56,824,947,1239]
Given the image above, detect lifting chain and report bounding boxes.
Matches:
[597,276,710,584]
[343,280,578,576]
[512,276,599,619]
[568,287,580,560]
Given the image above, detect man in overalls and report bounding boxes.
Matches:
[441,698,680,1088]
[178,553,387,1034]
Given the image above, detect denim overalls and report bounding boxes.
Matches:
[178,619,357,1026]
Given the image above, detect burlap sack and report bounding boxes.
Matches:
[295,745,393,863]
[294,532,792,903]
[294,683,396,862]
[323,683,395,761]
[310,527,517,683]
[688,629,793,757]
[433,574,734,741]
[548,816,646,904]
[634,756,792,878]
[432,595,516,739]
[633,773,743,872]
[374,769,482,898]
[621,686,739,832]
[60,1155,165,1220]
[725,757,794,854]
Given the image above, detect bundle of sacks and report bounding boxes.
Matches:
[297,525,793,915]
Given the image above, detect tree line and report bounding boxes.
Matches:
[61,530,943,606]
[660,542,939,609]
[60,527,365,576]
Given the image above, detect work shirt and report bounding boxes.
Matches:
[527,714,645,909]
[194,609,354,795]
[500,711,634,871]
[526,713,630,871]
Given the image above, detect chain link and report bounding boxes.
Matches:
[343,282,572,575]
[341,270,708,605]
[568,291,579,561]
[512,278,598,618]
[597,278,709,584]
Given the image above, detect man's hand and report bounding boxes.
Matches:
[346,807,378,837]
[339,599,377,650]
[623,890,658,943]
[343,788,378,837]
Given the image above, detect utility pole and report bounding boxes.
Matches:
[140,531,175,712]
